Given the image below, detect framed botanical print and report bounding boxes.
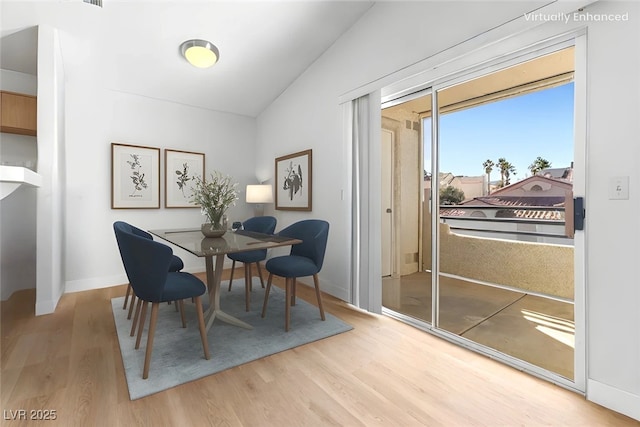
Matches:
[165,149,205,208]
[111,142,160,209]
[275,149,312,211]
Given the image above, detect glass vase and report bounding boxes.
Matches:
[201,215,227,238]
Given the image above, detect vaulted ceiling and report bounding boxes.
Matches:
[0,1,374,117]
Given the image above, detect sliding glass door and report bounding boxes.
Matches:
[381,45,581,385]
[381,91,432,325]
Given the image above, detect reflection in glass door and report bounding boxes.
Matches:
[381,92,433,325]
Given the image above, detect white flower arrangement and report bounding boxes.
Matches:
[190,171,239,227]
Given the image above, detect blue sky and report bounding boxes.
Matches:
[425,83,574,179]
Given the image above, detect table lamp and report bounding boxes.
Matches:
[246,184,273,217]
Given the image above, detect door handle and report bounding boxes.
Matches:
[386,208,392,213]
[574,197,585,231]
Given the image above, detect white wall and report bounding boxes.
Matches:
[581,1,640,419]
[61,76,257,293]
[10,23,257,301]
[0,70,38,301]
[256,0,639,421]
[0,69,37,95]
[36,25,65,314]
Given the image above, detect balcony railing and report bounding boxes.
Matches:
[439,205,571,244]
[434,219,574,300]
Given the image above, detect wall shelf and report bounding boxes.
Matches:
[0,165,43,200]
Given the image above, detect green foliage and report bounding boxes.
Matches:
[190,171,239,225]
[482,159,494,174]
[439,185,465,205]
[529,157,552,175]
[497,157,516,186]
[482,159,494,194]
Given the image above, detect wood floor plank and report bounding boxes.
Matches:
[1,270,638,426]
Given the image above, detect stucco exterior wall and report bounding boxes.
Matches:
[439,223,574,299]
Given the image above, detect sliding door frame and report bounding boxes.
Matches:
[380,31,587,393]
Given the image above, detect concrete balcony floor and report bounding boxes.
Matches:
[382,272,574,380]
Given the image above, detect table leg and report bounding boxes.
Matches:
[203,254,253,332]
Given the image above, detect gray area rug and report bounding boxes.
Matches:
[111,278,352,400]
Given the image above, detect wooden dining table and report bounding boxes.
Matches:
[149,228,301,332]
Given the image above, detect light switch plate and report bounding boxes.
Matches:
[609,176,629,200]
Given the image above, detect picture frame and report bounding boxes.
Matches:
[165,149,205,208]
[275,149,312,211]
[111,142,160,209]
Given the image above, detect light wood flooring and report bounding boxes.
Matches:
[2,270,638,426]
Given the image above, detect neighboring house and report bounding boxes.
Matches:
[424,172,487,201]
[539,165,574,182]
[441,173,573,221]
[440,175,572,244]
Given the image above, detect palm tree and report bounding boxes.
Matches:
[504,163,516,186]
[529,157,552,176]
[497,158,507,188]
[482,159,494,194]
[497,158,516,187]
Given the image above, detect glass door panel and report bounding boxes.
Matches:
[435,47,576,380]
[381,92,433,324]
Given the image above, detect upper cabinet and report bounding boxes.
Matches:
[0,91,37,136]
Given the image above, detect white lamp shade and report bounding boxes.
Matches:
[246,184,273,204]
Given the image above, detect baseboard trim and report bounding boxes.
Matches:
[35,285,64,316]
[65,273,130,293]
[62,262,348,302]
[64,266,209,294]
[290,276,349,302]
[587,379,640,421]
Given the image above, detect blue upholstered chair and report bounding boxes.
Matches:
[118,223,186,336]
[113,221,210,379]
[227,216,277,311]
[261,219,329,331]
[120,222,184,313]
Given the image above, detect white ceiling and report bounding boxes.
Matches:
[0,1,374,117]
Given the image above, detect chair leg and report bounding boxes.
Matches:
[261,273,274,318]
[142,302,160,379]
[228,260,236,291]
[244,263,251,312]
[256,262,265,288]
[123,284,131,309]
[285,277,292,332]
[194,296,210,360]
[291,278,297,306]
[313,274,326,321]
[127,294,137,320]
[130,297,143,337]
[178,300,186,328]
[135,301,149,350]
[174,300,179,312]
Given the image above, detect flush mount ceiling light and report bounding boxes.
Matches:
[180,39,220,69]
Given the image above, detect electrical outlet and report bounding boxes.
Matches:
[609,176,629,200]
